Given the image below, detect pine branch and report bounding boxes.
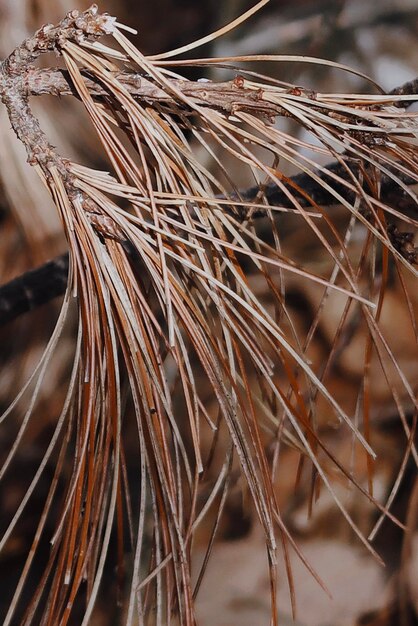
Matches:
[26,68,286,119]
[1,5,417,624]
[25,66,418,109]
[1,10,418,326]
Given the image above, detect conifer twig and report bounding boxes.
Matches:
[25,65,418,109]
[2,7,418,325]
[0,5,417,625]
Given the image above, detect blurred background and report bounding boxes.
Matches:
[0,1,417,624]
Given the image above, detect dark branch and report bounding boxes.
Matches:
[390,78,418,107]
[241,161,418,218]
[0,254,69,325]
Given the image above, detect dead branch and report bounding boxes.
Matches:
[24,66,418,115]
[26,68,287,119]
[1,5,418,625]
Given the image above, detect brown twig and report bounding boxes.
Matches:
[26,68,287,119]
[0,7,115,166]
[23,66,418,117]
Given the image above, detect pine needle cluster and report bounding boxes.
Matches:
[0,2,416,624]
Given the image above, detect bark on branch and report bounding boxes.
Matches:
[26,69,288,119]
